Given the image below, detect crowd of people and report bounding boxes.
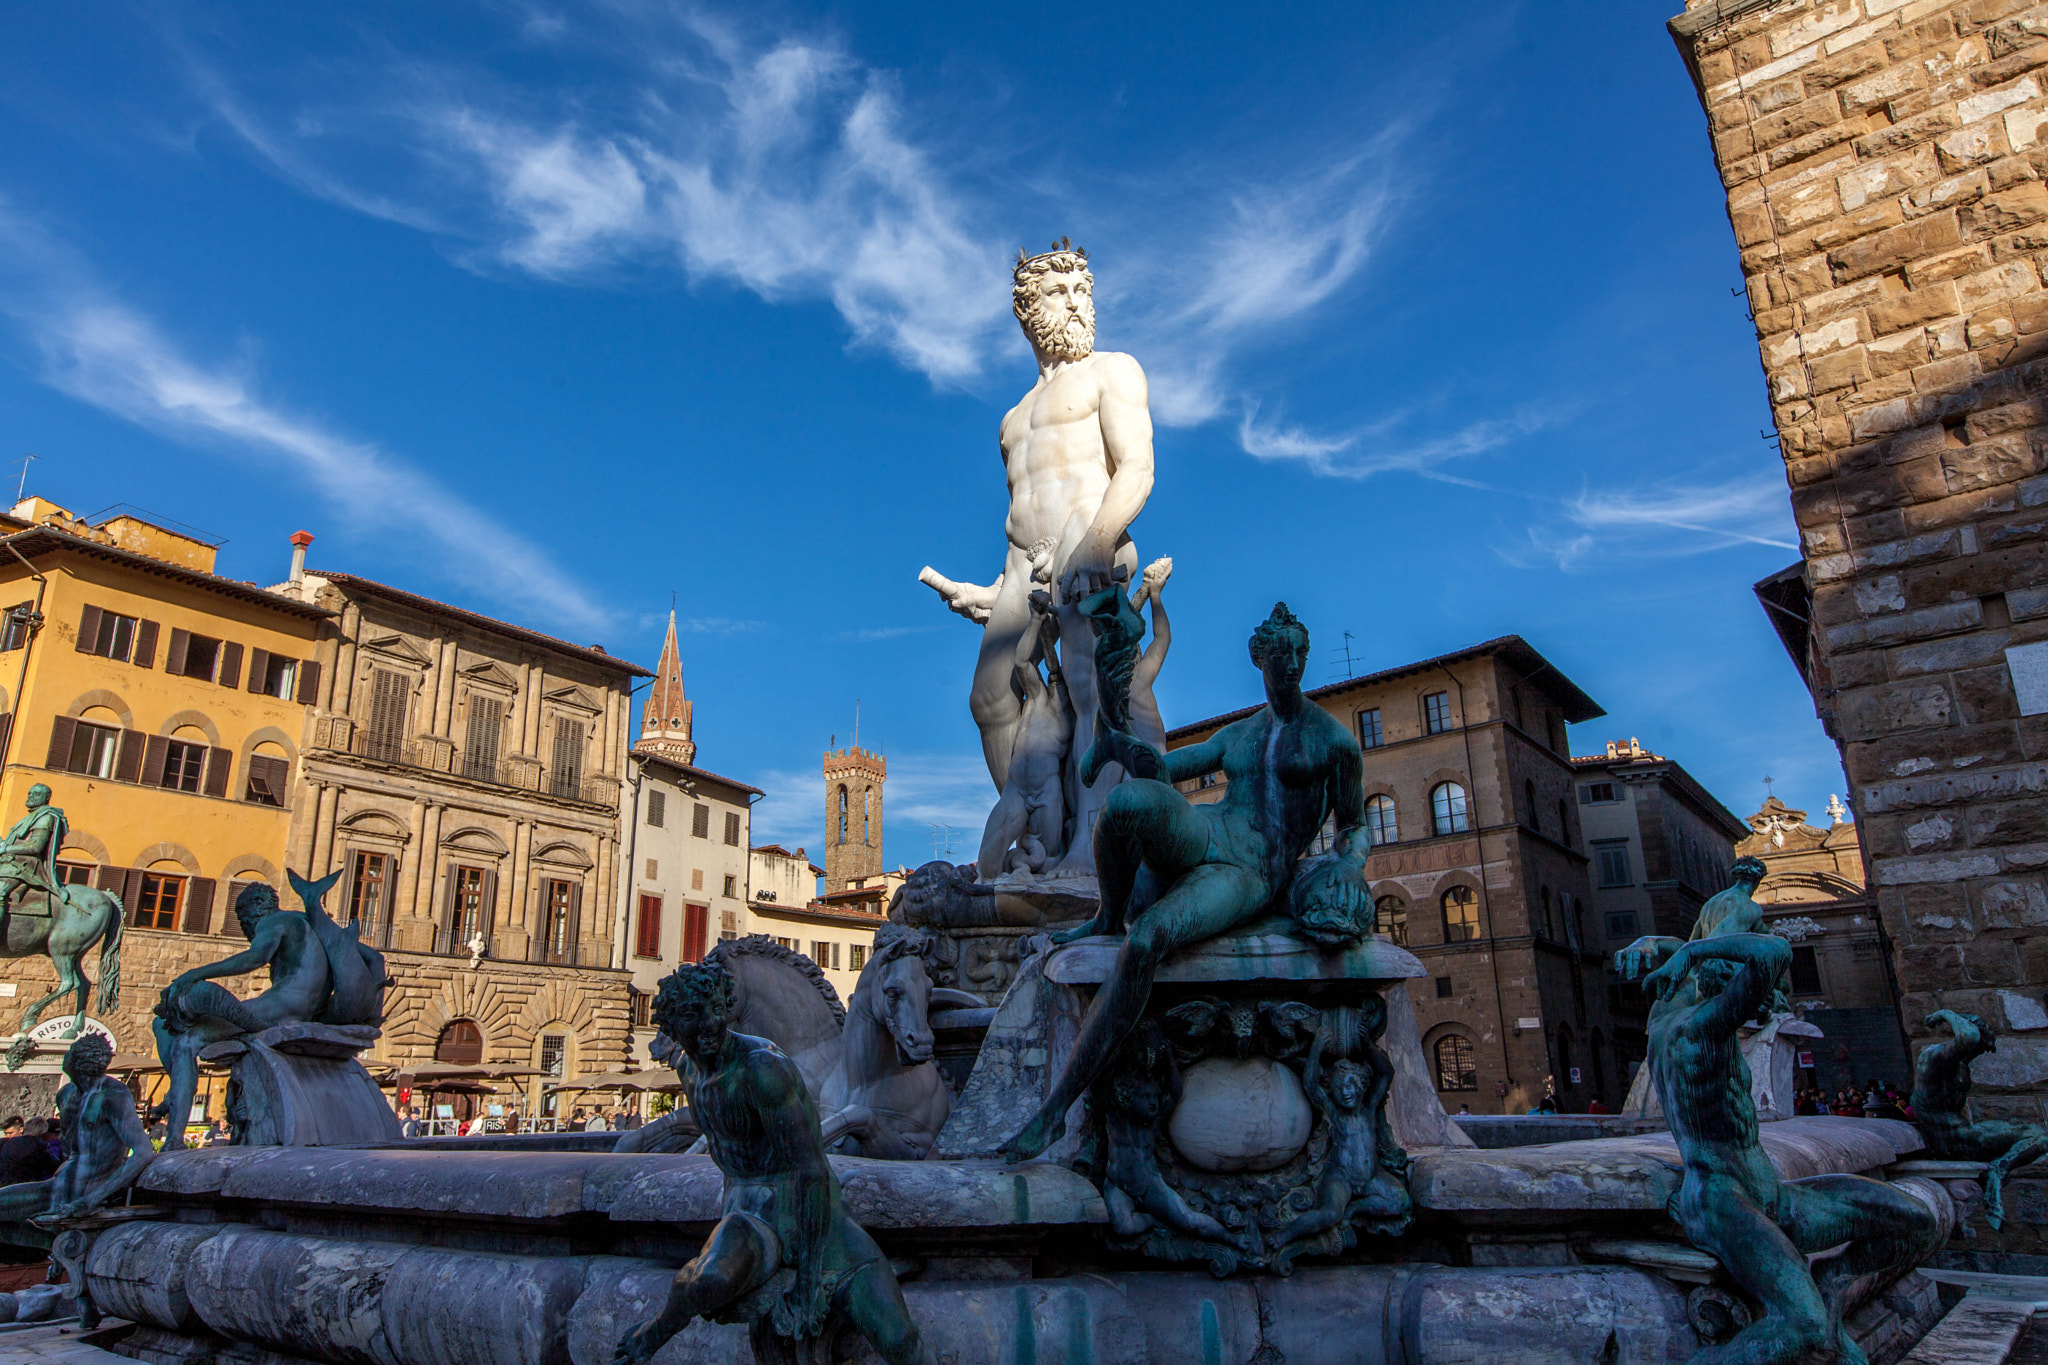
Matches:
[394,1103,648,1138]
[1794,1081,1911,1119]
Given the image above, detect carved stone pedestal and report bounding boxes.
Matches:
[200,1023,401,1147]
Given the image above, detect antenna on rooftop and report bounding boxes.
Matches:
[14,453,37,503]
[1329,631,1359,681]
[1763,774,1776,800]
[927,822,960,862]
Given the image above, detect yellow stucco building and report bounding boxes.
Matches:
[0,497,328,1064]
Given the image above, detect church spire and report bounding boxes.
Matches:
[636,609,696,765]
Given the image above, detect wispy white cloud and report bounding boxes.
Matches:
[681,616,766,634]
[1237,401,1550,482]
[1494,474,1798,571]
[835,624,943,643]
[0,199,602,628]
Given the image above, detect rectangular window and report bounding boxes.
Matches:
[1789,945,1824,996]
[692,803,710,838]
[647,790,666,828]
[1594,842,1632,889]
[1424,692,1452,734]
[176,633,222,682]
[635,894,663,959]
[160,739,206,793]
[1606,910,1640,939]
[349,852,388,928]
[683,903,708,963]
[1579,781,1617,804]
[252,653,298,700]
[86,609,138,663]
[244,753,289,806]
[364,668,410,761]
[0,604,31,653]
[1356,708,1383,749]
[134,873,183,930]
[812,940,833,968]
[540,1034,566,1080]
[463,696,504,780]
[549,717,584,797]
[453,866,489,939]
[850,943,867,971]
[56,862,93,887]
[542,879,572,954]
[630,991,651,1029]
[68,722,121,779]
[722,874,737,898]
[774,936,795,951]
[724,812,741,846]
[1435,975,1453,999]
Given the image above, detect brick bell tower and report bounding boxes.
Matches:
[822,745,885,893]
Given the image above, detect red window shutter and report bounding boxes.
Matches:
[296,659,321,706]
[114,730,144,782]
[164,629,189,676]
[684,903,707,963]
[636,895,662,957]
[133,619,159,669]
[45,716,77,771]
[141,735,170,788]
[182,877,216,933]
[75,605,101,654]
[246,648,269,694]
[202,747,231,798]
[218,642,243,689]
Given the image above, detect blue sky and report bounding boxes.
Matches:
[0,2,1843,862]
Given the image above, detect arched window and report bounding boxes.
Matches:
[1365,795,1398,847]
[1556,1024,1576,1092]
[1442,885,1480,942]
[1557,797,1570,845]
[837,786,848,844]
[1374,894,1408,946]
[1434,1034,1478,1091]
[863,788,871,844]
[1539,886,1552,938]
[435,1019,484,1066]
[1431,782,1470,836]
[1524,779,1537,828]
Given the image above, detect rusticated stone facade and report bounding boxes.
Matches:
[1670,0,2048,1137]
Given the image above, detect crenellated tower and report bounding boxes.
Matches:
[823,745,885,893]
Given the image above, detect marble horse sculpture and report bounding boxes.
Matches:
[1911,1009,2048,1231]
[151,870,391,1149]
[642,934,978,1160]
[610,962,933,1365]
[0,784,124,1064]
[1622,932,1941,1365]
[819,924,981,1159]
[1001,601,1375,1162]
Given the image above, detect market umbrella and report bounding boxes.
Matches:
[107,1053,162,1073]
[621,1068,682,1092]
[389,1064,495,1083]
[545,1070,645,1093]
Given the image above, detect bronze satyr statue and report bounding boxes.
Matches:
[1912,1010,2048,1231]
[0,1033,151,1226]
[1628,933,1939,1365]
[1001,602,1372,1162]
[611,963,931,1365]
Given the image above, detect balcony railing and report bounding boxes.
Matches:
[528,938,583,967]
[343,728,615,806]
[432,926,496,959]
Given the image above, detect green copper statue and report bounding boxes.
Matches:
[1624,932,1939,1364]
[1911,1010,2048,1231]
[612,963,931,1365]
[1001,602,1373,1162]
[0,1033,152,1226]
[0,783,68,934]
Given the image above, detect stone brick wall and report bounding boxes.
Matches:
[1671,0,2048,1135]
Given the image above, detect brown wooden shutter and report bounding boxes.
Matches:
[114,730,144,782]
[203,747,231,798]
[75,605,100,654]
[45,716,77,771]
[182,877,216,934]
[480,868,499,933]
[296,660,321,706]
[133,620,159,669]
[141,735,170,788]
[441,865,459,933]
[218,641,243,689]
[0,713,14,762]
[566,879,583,954]
[164,629,189,676]
[246,648,269,694]
[98,866,143,923]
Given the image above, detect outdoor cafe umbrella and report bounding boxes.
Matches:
[544,1070,649,1093]
[107,1053,163,1073]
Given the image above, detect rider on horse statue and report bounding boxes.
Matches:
[0,784,69,939]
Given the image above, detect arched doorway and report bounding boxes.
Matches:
[431,1019,485,1125]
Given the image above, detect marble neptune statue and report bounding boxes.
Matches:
[920,240,1158,878]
